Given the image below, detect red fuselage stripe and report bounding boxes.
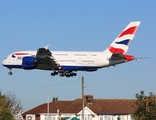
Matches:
[13,53,29,55]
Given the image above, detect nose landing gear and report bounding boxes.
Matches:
[8,68,13,75]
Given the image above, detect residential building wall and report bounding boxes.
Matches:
[22,95,135,120]
[23,113,133,120]
[98,114,133,120]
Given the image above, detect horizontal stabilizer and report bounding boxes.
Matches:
[110,53,126,60]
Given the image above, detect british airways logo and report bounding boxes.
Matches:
[12,53,29,58]
[118,26,138,38]
[115,39,131,46]
[12,55,16,58]
[108,45,126,55]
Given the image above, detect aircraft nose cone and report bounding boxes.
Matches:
[2,59,7,66]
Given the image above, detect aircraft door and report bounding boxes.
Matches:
[95,60,99,65]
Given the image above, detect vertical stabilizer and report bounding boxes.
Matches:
[104,21,141,55]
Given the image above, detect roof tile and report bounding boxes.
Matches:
[22,97,136,115]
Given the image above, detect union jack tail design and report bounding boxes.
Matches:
[105,21,141,55]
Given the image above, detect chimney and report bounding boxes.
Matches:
[84,95,93,104]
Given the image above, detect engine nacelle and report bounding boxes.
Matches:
[23,56,36,65]
[22,57,37,70]
[21,63,36,70]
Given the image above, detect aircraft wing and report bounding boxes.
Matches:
[35,45,60,70]
[109,53,126,60]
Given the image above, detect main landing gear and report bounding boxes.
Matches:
[59,72,77,77]
[51,72,58,76]
[50,72,77,77]
[8,68,13,75]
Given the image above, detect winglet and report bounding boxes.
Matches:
[44,45,49,50]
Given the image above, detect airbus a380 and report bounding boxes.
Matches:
[2,21,141,77]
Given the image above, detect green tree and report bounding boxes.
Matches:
[131,91,156,120]
[0,91,13,120]
[52,96,58,102]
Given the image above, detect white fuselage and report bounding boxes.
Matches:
[2,50,126,72]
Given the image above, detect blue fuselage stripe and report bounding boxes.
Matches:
[3,64,99,71]
[61,66,98,71]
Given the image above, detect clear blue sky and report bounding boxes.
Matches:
[0,0,156,110]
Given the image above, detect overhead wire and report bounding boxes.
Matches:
[14,78,81,93]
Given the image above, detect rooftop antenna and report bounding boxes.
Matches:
[47,85,49,120]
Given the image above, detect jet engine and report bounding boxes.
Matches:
[22,56,37,69]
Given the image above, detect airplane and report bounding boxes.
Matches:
[2,21,141,77]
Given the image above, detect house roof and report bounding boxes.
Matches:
[23,103,47,115]
[60,99,136,114]
[22,101,72,115]
[22,96,136,115]
[42,101,73,113]
[88,99,135,114]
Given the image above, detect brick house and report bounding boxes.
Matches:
[22,95,135,120]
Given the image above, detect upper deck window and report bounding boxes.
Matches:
[55,54,68,56]
[74,54,86,56]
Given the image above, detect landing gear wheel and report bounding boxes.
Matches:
[73,73,77,76]
[8,72,13,75]
[59,73,64,77]
[51,73,55,76]
[54,72,58,75]
[51,72,59,76]
[8,68,13,75]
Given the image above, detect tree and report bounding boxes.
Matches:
[0,91,14,120]
[131,91,156,120]
[52,96,58,102]
[5,91,23,119]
